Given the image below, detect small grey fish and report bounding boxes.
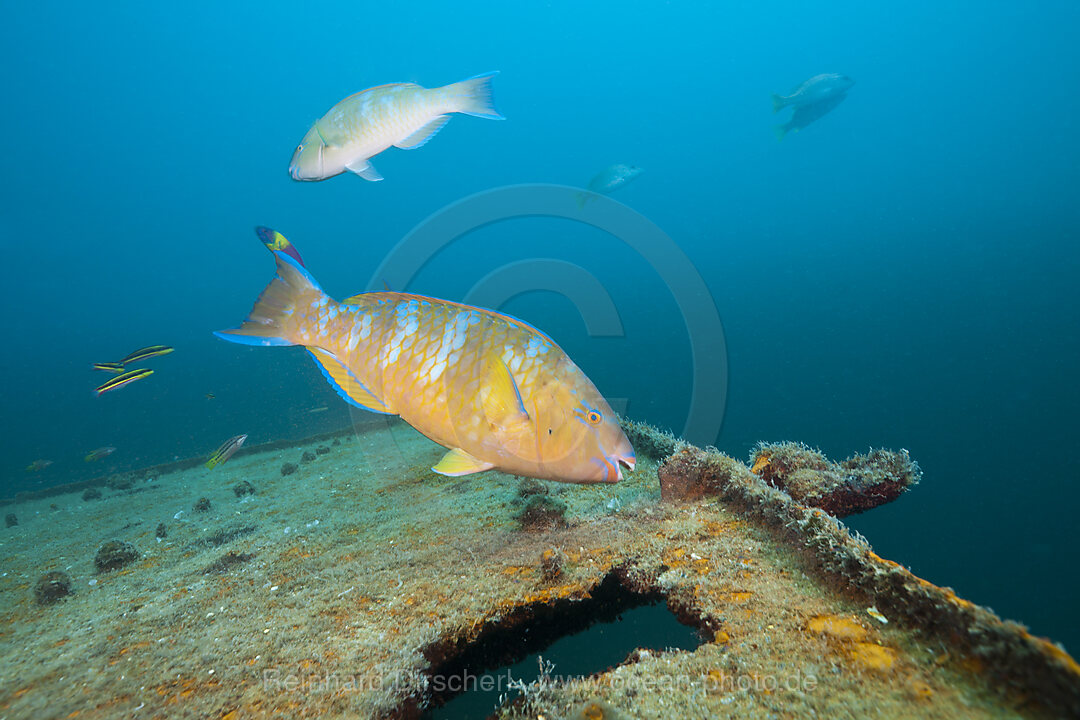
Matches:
[771,74,855,141]
[577,164,643,208]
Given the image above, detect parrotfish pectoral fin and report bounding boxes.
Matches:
[771,93,786,114]
[480,352,531,433]
[346,159,384,181]
[433,447,495,476]
[394,115,451,150]
[255,226,305,267]
[448,71,505,119]
[214,250,324,347]
[308,348,393,415]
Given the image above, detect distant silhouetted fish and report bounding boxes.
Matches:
[84,446,116,462]
[772,73,854,140]
[577,164,643,208]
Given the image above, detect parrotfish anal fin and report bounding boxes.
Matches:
[481,353,531,433]
[308,348,393,415]
[433,448,495,476]
[346,159,383,181]
[394,115,451,150]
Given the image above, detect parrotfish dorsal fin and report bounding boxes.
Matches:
[480,352,531,433]
[308,348,393,415]
[432,447,495,476]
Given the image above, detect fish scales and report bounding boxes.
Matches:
[301,292,558,459]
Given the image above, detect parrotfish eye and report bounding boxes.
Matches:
[586,410,603,425]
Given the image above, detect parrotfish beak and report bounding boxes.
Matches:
[601,452,636,483]
[289,128,326,181]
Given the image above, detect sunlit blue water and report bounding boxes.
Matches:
[2,1,1077,653]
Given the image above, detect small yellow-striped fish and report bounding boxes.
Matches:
[120,345,174,365]
[84,446,116,462]
[95,368,153,396]
[93,362,126,373]
[289,72,503,182]
[205,434,247,470]
[216,229,634,484]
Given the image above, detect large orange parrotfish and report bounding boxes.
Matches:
[215,229,635,484]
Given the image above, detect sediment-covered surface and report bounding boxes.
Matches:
[0,420,1076,719]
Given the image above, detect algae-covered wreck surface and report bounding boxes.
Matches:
[1,420,1077,719]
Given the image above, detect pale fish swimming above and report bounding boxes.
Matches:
[577,164,643,208]
[215,229,635,484]
[289,72,504,182]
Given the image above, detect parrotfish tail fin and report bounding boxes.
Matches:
[448,71,505,119]
[214,248,326,347]
[771,93,786,114]
[773,123,788,142]
[255,226,304,267]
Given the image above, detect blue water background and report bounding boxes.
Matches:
[2,2,1077,651]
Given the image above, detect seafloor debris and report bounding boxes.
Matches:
[566,699,629,720]
[518,478,548,497]
[301,451,316,463]
[315,445,331,455]
[204,523,256,547]
[203,550,255,575]
[516,495,568,531]
[33,571,73,605]
[193,497,212,513]
[233,480,255,497]
[750,441,920,516]
[105,473,135,491]
[540,547,565,583]
[5,513,16,528]
[155,523,168,539]
[81,488,102,501]
[280,462,298,476]
[94,540,140,572]
[658,450,754,502]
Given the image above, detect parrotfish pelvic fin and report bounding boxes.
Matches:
[346,159,383,181]
[433,447,495,477]
[213,247,324,348]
